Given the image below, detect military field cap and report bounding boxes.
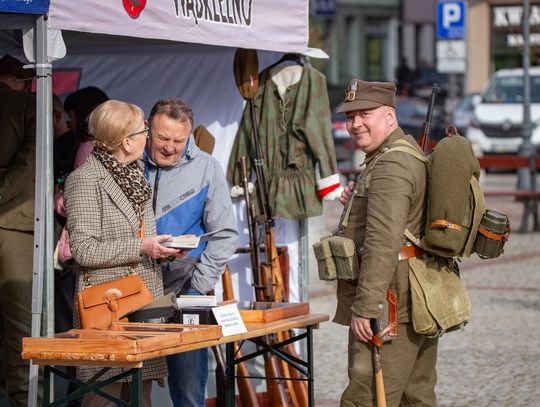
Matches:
[336,79,396,113]
[0,54,36,80]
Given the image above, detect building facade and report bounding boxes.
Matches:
[467,0,540,93]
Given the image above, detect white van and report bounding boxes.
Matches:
[466,66,540,154]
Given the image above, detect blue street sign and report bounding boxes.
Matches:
[437,1,466,39]
[0,0,50,14]
[312,0,336,18]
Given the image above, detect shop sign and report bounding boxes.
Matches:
[492,5,540,28]
[492,5,540,48]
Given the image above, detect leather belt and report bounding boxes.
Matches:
[398,244,425,260]
[357,244,424,265]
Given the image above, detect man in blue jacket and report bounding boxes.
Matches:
[143,98,238,406]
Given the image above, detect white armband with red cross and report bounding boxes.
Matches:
[317,173,342,200]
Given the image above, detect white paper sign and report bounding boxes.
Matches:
[212,304,247,336]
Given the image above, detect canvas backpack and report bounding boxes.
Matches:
[387,133,509,259]
[384,133,509,337]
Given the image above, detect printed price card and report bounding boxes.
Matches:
[212,303,247,336]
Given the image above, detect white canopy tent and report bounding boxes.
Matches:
[0,1,311,405]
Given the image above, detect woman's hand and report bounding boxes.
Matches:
[141,235,187,259]
[339,180,355,206]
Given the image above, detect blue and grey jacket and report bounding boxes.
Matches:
[142,136,238,294]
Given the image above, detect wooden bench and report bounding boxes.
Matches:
[478,155,540,232]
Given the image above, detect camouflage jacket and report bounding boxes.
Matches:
[228,64,338,220]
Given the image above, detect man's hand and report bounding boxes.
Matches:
[351,315,373,342]
[339,180,355,206]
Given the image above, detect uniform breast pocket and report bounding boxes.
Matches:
[342,177,368,243]
[354,174,368,198]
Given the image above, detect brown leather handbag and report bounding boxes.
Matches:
[77,271,154,330]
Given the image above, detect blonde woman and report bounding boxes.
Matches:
[64,100,183,406]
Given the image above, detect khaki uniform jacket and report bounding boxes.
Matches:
[64,154,166,382]
[334,128,426,325]
[0,83,36,232]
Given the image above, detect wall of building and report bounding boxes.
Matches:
[466,0,540,93]
[467,1,492,93]
[322,0,400,87]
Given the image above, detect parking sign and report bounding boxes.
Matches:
[437,1,466,39]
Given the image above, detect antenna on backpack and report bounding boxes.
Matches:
[419,84,439,154]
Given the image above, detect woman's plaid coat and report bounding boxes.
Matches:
[64,154,167,383]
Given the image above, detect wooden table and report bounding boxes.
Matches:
[23,313,329,406]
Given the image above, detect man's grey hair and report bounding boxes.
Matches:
[148,98,193,125]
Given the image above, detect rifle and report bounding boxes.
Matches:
[222,267,260,407]
[233,48,309,407]
[419,84,439,154]
[370,319,387,407]
[237,154,288,405]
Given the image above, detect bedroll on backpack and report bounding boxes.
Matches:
[422,133,509,259]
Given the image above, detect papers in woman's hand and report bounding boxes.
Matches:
[161,235,200,249]
[161,228,230,249]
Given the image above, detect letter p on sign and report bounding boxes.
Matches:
[443,4,461,29]
[437,1,465,39]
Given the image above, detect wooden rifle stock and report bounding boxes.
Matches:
[371,319,387,407]
[222,267,259,407]
[264,353,288,407]
[265,231,309,407]
[418,84,439,154]
[233,48,306,406]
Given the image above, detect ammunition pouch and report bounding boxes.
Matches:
[312,234,359,281]
[473,209,510,259]
[409,256,471,338]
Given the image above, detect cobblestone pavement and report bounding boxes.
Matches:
[309,173,540,407]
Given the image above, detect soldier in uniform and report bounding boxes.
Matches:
[334,80,438,406]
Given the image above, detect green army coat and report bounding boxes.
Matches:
[228,64,338,220]
[0,83,36,232]
[334,128,427,325]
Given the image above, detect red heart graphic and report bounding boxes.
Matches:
[123,0,147,19]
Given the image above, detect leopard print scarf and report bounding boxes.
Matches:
[93,146,151,221]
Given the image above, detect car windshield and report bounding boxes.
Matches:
[483,75,540,103]
[455,93,477,112]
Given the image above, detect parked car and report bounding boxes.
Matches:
[410,66,449,104]
[331,95,446,163]
[332,112,354,163]
[451,92,480,135]
[466,67,540,154]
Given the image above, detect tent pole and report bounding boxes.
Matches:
[29,13,53,407]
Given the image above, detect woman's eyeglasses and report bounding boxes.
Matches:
[128,127,150,139]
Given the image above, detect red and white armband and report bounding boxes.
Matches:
[317,173,342,200]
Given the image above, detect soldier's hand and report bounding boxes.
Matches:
[339,180,355,206]
[351,315,373,342]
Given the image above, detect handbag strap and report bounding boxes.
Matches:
[82,220,145,288]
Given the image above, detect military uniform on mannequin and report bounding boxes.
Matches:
[0,54,42,407]
[334,79,438,406]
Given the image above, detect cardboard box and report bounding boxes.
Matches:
[174,306,217,325]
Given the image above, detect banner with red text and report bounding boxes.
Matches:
[49,0,308,53]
